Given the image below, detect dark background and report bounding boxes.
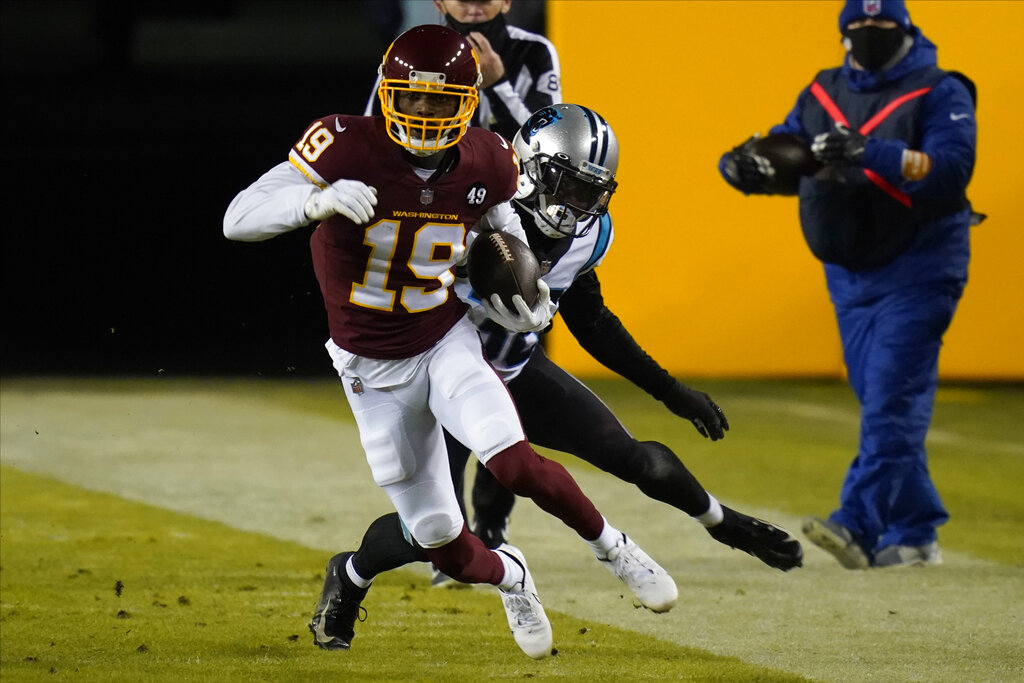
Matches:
[1,0,545,377]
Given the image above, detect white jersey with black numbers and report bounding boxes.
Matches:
[456,213,614,380]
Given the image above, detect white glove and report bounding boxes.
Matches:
[305,179,378,224]
[482,279,555,333]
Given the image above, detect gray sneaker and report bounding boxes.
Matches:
[873,542,942,568]
[801,517,870,570]
[496,544,552,659]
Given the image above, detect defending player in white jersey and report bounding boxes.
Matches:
[223,28,676,660]
[459,105,804,572]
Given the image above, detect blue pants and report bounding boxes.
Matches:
[829,281,963,553]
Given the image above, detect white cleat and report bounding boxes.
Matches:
[599,534,678,613]
[496,544,553,659]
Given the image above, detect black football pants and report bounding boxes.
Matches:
[446,345,712,547]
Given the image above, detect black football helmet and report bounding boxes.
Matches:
[512,104,619,238]
[377,25,481,156]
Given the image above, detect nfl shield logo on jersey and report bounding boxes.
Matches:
[420,188,434,205]
[863,0,881,15]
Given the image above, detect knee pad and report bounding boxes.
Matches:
[389,479,464,548]
[410,511,461,549]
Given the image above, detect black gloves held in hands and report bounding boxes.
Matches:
[661,382,730,441]
[811,123,867,166]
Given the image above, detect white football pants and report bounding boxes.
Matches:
[327,314,525,549]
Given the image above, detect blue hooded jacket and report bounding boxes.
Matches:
[773,28,975,211]
[760,24,976,293]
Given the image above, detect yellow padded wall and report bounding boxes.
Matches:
[546,0,1023,379]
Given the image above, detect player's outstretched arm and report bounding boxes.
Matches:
[559,271,729,440]
[224,162,322,242]
[224,162,376,242]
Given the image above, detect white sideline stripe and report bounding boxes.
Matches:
[733,397,1024,456]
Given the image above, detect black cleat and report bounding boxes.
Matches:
[707,506,804,571]
[309,552,369,650]
[472,518,508,550]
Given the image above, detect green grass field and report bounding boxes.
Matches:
[2,376,1022,682]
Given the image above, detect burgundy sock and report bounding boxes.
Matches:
[423,525,505,585]
[486,440,604,540]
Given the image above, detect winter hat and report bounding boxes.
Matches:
[839,0,912,31]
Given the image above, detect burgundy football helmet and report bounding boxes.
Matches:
[377,25,481,155]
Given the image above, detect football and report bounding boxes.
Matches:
[466,231,540,310]
[751,133,821,195]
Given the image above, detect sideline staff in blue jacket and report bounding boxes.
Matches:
[719,0,978,569]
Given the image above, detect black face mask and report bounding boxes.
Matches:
[843,24,906,71]
[446,12,509,52]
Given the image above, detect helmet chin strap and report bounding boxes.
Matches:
[405,145,440,158]
[392,121,454,157]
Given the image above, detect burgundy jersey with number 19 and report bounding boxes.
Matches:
[287,115,519,359]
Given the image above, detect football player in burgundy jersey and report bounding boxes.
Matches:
[224,26,677,659]
[458,105,803,571]
[336,105,803,598]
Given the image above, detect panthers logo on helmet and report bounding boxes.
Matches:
[521,107,563,141]
[512,104,619,240]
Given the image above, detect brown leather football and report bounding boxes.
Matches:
[751,133,821,195]
[467,231,540,310]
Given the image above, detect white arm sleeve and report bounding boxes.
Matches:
[223,161,318,242]
[484,201,528,244]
